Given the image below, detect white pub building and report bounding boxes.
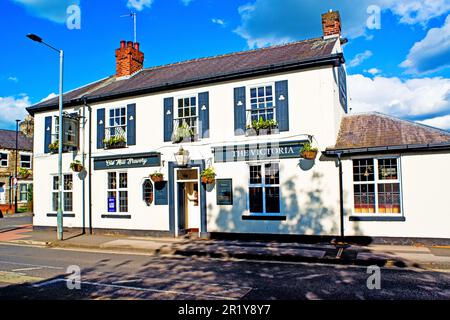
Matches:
[28,11,450,243]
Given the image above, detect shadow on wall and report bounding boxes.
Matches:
[213,171,337,236]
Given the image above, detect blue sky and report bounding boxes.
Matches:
[1,0,449,130]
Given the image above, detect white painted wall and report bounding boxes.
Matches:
[342,152,450,239]
[32,65,344,235]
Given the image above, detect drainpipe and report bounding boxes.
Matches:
[81,103,86,234]
[83,98,93,234]
[337,152,345,240]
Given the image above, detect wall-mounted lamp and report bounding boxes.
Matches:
[174,146,190,166]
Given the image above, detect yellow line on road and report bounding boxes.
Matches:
[0,271,43,284]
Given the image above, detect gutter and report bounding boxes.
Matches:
[26,53,344,115]
[323,142,450,156]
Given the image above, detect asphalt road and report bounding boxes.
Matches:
[0,243,449,300]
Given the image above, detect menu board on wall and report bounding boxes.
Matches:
[216,179,233,205]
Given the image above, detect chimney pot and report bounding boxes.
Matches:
[120,40,126,49]
[127,41,133,47]
[134,42,140,51]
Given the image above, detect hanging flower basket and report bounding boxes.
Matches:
[200,167,216,185]
[150,172,164,183]
[70,160,84,172]
[301,142,319,160]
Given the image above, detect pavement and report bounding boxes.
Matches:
[1,213,450,271]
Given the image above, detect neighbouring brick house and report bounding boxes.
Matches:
[0,119,33,214]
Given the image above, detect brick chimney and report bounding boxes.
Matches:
[115,40,144,78]
[321,10,341,38]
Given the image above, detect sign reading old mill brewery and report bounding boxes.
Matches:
[94,152,161,170]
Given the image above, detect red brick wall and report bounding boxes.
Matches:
[115,40,144,78]
[322,11,341,37]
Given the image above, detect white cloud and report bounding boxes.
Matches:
[385,0,450,26]
[8,76,18,83]
[127,0,153,11]
[211,18,225,26]
[0,95,30,128]
[40,92,58,102]
[348,50,373,68]
[12,0,80,23]
[365,68,382,75]
[348,74,450,122]
[400,14,450,74]
[181,0,193,6]
[418,115,450,130]
[235,0,450,48]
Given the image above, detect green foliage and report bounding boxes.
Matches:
[302,142,318,152]
[150,171,163,178]
[172,122,194,143]
[246,117,278,132]
[70,160,83,171]
[48,141,59,152]
[200,167,216,179]
[19,167,31,177]
[27,183,33,202]
[103,135,126,147]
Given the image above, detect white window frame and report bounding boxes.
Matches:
[0,152,8,167]
[352,156,403,216]
[246,161,282,215]
[19,153,32,169]
[52,116,59,143]
[51,174,73,212]
[18,182,32,203]
[174,94,199,138]
[246,82,276,126]
[106,106,127,142]
[106,171,128,213]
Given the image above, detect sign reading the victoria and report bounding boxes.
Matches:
[94,152,161,170]
[213,140,308,163]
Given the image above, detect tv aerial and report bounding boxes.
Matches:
[120,12,137,43]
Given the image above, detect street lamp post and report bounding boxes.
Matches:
[14,119,20,214]
[27,34,64,240]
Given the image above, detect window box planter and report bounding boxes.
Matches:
[300,142,319,160]
[150,172,164,183]
[200,167,216,185]
[172,123,197,144]
[70,160,84,172]
[103,136,126,149]
[246,118,278,136]
[48,141,59,154]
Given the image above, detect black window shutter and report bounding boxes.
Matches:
[127,103,136,145]
[164,97,174,142]
[97,108,105,149]
[234,87,246,135]
[154,181,168,205]
[198,92,209,138]
[44,116,52,153]
[275,80,289,132]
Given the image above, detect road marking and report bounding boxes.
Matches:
[32,278,66,288]
[12,267,43,272]
[0,260,63,270]
[0,271,43,284]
